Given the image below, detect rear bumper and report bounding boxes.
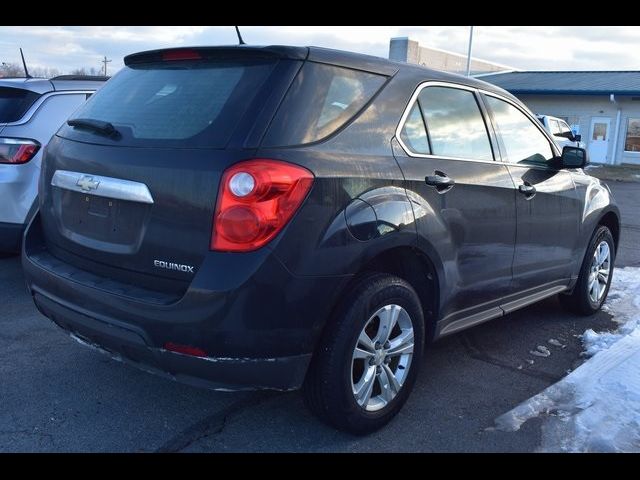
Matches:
[22,213,352,391]
[33,292,310,391]
[0,221,24,253]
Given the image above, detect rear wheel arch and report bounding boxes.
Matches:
[322,246,440,344]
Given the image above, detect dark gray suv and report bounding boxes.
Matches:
[22,45,620,434]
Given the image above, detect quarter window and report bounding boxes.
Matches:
[418,87,493,161]
[485,96,554,166]
[399,103,430,154]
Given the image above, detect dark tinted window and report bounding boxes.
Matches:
[70,59,275,146]
[0,87,41,123]
[419,87,493,160]
[400,103,430,154]
[263,62,386,146]
[485,95,554,166]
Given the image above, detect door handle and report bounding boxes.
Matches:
[518,183,536,198]
[425,171,455,192]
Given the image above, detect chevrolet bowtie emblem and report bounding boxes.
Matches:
[76,175,100,192]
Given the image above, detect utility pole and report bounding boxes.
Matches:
[465,26,474,77]
[101,56,111,76]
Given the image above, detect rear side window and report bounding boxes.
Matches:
[0,87,41,123]
[68,59,275,146]
[418,86,493,161]
[263,62,386,146]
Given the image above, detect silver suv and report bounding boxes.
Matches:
[0,75,106,252]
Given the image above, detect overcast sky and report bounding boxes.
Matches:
[1,26,639,75]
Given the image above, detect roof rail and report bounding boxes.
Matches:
[50,75,109,81]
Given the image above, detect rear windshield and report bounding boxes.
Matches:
[68,59,276,146]
[262,62,387,146]
[0,87,41,123]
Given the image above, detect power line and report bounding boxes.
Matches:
[101,55,112,76]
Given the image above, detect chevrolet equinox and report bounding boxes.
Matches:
[22,46,620,434]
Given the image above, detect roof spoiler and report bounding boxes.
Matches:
[124,46,308,66]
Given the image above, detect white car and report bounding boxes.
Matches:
[0,75,106,253]
[536,114,585,150]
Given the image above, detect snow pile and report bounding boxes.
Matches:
[494,267,640,452]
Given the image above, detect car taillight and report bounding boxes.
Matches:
[211,159,314,252]
[0,138,40,164]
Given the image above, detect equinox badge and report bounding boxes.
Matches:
[154,260,195,273]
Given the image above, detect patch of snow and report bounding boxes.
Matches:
[495,267,640,452]
[530,345,551,357]
[548,338,565,348]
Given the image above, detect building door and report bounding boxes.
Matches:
[588,117,611,163]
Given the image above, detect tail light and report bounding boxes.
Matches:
[211,159,314,252]
[0,138,40,164]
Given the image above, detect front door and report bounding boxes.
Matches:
[588,117,611,164]
[483,94,582,299]
[393,84,517,327]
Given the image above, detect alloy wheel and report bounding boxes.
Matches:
[351,304,415,412]
[588,240,611,304]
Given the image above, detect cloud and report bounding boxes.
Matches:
[1,26,639,75]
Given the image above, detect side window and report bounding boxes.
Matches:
[558,121,572,135]
[485,96,554,166]
[550,119,561,135]
[263,62,386,146]
[399,103,430,154]
[418,87,493,161]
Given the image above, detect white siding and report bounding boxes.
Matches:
[516,94,640,165]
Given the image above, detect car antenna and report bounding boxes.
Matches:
[20,48,32,78]
[234,26,246,45]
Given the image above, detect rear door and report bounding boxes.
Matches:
[482,93,581,299]
[38,53,296,294]
[393,83,517,330]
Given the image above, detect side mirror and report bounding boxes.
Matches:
[574,134,582,143]
[556,130,575,140]
[560,146,588,169]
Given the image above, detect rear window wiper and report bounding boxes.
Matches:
[67,118,120,138]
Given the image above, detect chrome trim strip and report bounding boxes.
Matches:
[51,170,154,204]
[394,80,561,163]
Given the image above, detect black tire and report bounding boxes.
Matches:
[303,272,425,435]
[560,225,615,316]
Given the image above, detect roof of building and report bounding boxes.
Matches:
[477,71,640,96]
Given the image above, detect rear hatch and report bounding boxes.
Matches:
[38,48,303,295]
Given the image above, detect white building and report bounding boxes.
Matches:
[479,71,640,165]
[389,37,511,75]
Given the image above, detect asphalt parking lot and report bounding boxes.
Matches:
[1,181,638,452]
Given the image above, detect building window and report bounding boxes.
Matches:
[625,118,640,152]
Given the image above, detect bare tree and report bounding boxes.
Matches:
[30,66,61,78]
[0,62,24,77]
[70,68,87,76]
